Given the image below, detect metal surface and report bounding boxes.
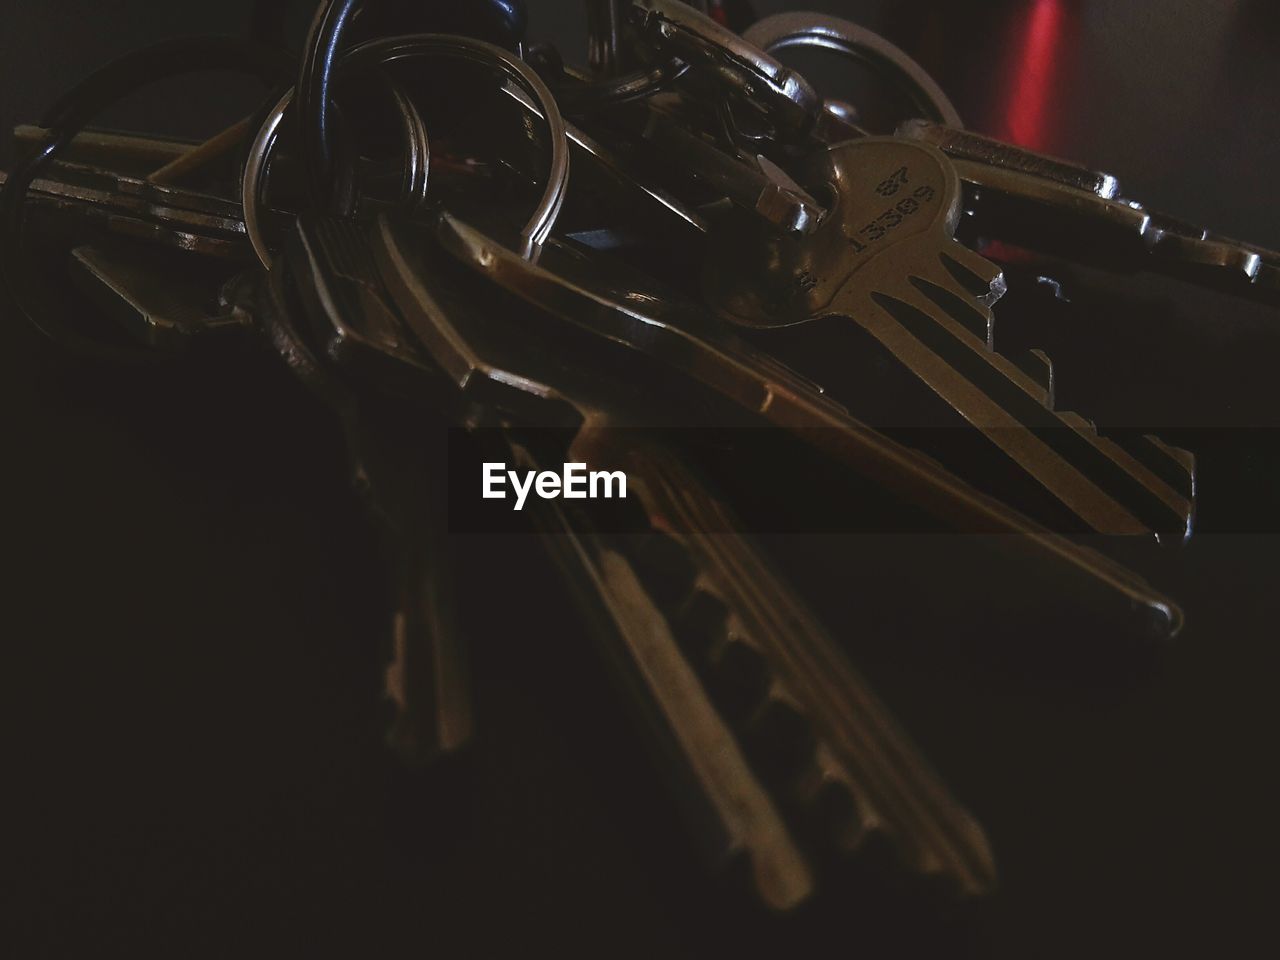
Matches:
[948,155,1280,302]
[702,136,1195,539]
[744,12,963,130]
[434,210,1185,639]
[899,119,1116,197]
[628,0,821,140]
[633,98,827,233]
[374,213,997,903]
[894,120,1280,300]
[340,33,570,253]
[585,0,629,75]
[6,3,1280,954]
[0,165,254,258]
[243,74,430,270]
[69,244,251,346]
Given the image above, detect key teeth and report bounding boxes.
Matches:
[743,685,817,782]
[1147,434,1197,492]
[1115,433,1198,503]
[796,760,896,861]
[1015,348,1056,408]
[907,273,992,345]
[669,547,997,900]
[940,244,1007,309]
[1059,410,1099,436]
[686,614,917,879]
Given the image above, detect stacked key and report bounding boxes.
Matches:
[6,0,1276,921]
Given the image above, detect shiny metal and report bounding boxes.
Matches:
[431,210,1185,638]
[243,74,431,270]
[0,166,253,258]
[341,33,570,253]
[585,0,628,75]
[894,120,1280,300]
[744,12,963,130]
[609,442,998,899]
[501,80,709,237]
[635,100,826,233]
[373,214,997,903]
[532,478,816,912]
[146,115,254,186]
[943,155,1280,302]
[628,0,821,140]
[899,119,1118,197]
[384,72,431,213]
[243,90,290,269]
[703,136,1194,539]
[555,57,690,113]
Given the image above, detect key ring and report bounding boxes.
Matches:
[344,34,569,253]
[249,34,568,265]
[297,0,528,207]
[628,0,821,142]
[0,36,289,361]
[742,13,963,130]
[244,72,431,270]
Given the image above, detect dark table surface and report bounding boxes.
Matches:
[3,2,1279,956]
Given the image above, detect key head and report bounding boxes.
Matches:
[703,137,967,328]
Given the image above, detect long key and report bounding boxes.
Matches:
[432,210,1186,640]
[899,119,1280,303]
[0,164,256,260]
[13,124,197,176]
[370,213,997,904]
[275,215,473,763]
[61,216,475,764]
[702,136,1195,540]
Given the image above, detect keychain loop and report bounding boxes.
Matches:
[341,33,571,253]
[297,0,528,209]
[248,33,569,267]
[244,72,430,270]
[0,36,289,361]
[742,13,963,130]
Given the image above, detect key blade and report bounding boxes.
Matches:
[608,437,1000,897]
[70,243,249,347]
[898,120,1121,199]
[705,135,1194,539]
[945,157,1280,303]
[434,209,1185,641]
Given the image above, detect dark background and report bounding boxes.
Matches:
[3,2,1279,956]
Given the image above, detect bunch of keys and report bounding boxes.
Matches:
[3,0,1276,916]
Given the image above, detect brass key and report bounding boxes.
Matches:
[702,136,1194,541]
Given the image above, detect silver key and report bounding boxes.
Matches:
[371,213,997,904]
[899,120,1280,302]
[702,136,1195,540]
[430,210,1186,641]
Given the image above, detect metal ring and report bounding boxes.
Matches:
[340,34,570,253]
[384,73,431,212]
[742,13,963,130]
[243,89,291,270]
[244,73,431,270]
[298,1,529,210]
[0,36,288,360]
[629,0,821,141]
[557,57,689,114]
